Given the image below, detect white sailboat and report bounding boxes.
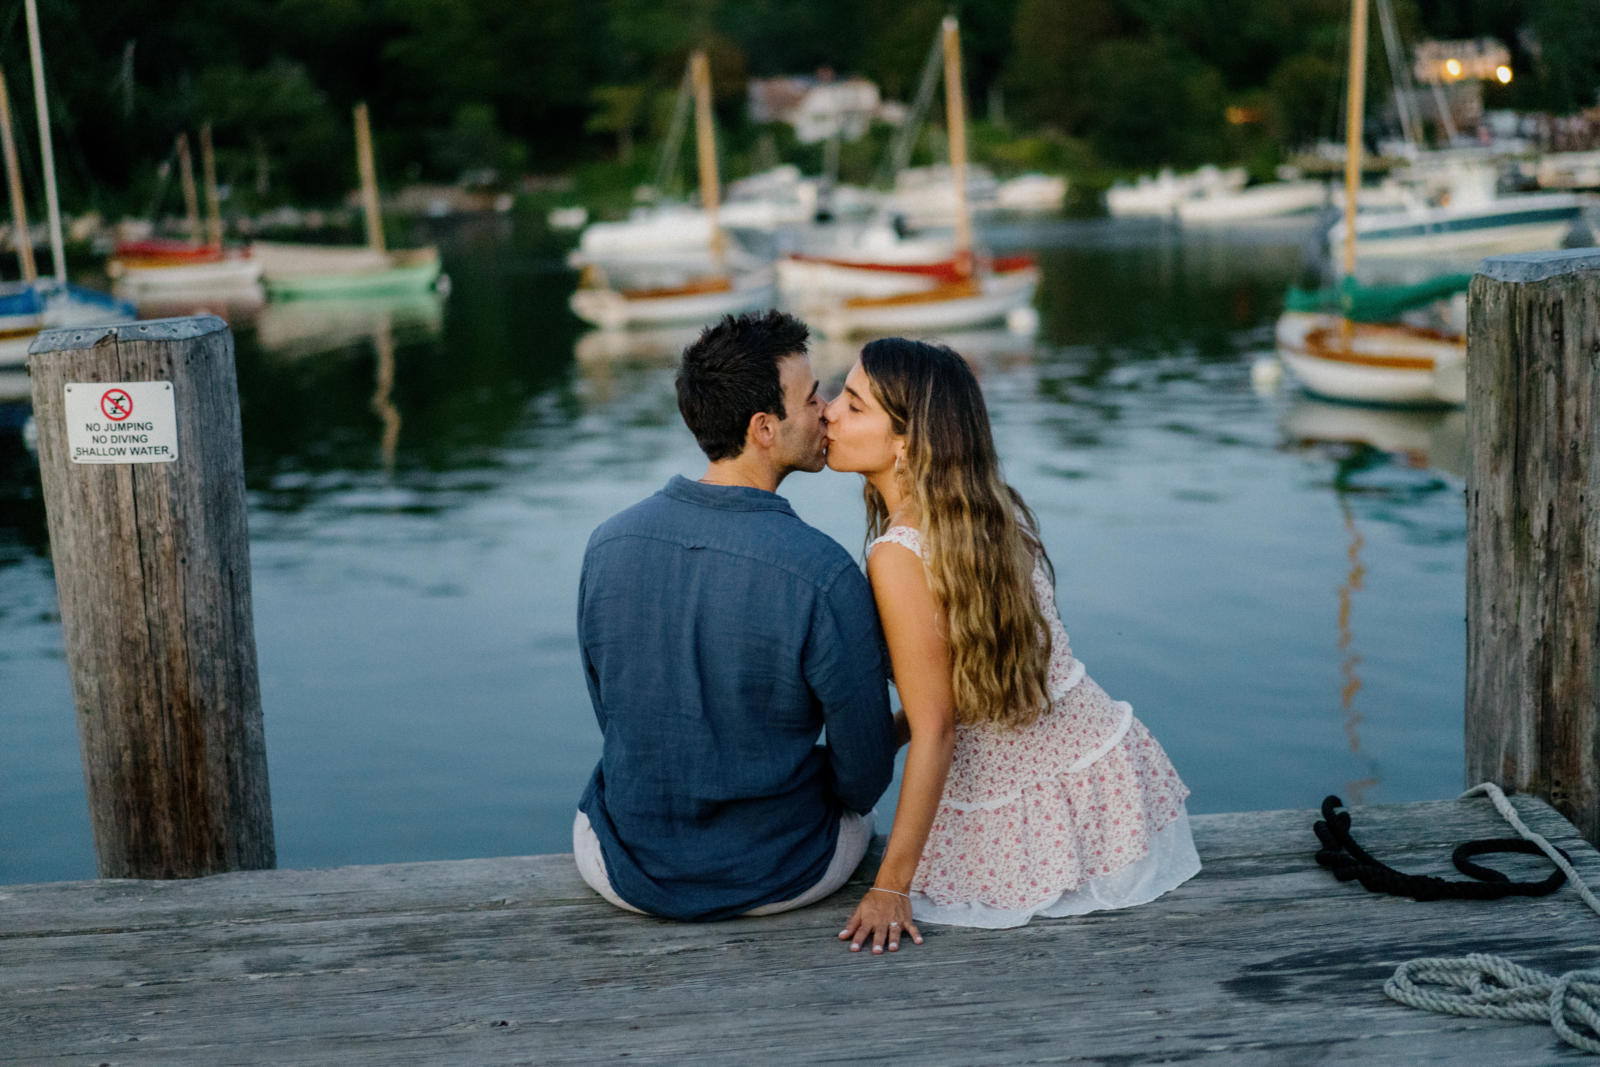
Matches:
[569,52,775,330]
[1276,0,1465,407]
[1105,165,1247,217]
[800,17,1037,338]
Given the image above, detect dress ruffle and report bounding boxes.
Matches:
[868,525,1199,926]
[912,711,1191,914]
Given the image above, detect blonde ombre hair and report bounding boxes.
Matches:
[860,338,1053,729]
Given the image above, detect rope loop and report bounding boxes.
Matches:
[1314,794,1568,901]
[1383,954,1600,1054]
[1317,784,1600,1054]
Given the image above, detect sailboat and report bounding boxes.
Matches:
[1275,0,1466,407]
[0,2,134,370]
[257,103,442,300]
[796,18,1036,337]
[778,22,1037,304]
[569,51,776,330]
[108,127,263,296]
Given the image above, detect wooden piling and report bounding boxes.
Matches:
[26,316,274,878]
[1466,248,1600,842]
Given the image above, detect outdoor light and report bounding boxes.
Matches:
[1496,65,1512,84]
[1445,58,1462,78]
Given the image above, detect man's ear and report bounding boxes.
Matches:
[747,410,777,449]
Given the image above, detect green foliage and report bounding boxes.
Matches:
[1269,52,1345,148]
[0,0,1591,214]
[1080,38,1230,167]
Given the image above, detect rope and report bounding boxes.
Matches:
[1321,783,1600,1053]
[1314,794,1568,900]
[1461,783,1600,919]
[1385,954,1600,1054]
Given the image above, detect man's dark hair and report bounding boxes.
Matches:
[675,309,810,461]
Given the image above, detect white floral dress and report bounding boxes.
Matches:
[871,526,1201,928]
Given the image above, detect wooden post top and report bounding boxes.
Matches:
[1479,248,1600,283]
[27,314,227,356]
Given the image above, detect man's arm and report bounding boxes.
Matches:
[803,565,896,813]
[576,547,606,730]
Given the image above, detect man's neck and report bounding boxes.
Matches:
[699,456,783,494]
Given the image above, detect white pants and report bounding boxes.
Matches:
[572,808,875,917]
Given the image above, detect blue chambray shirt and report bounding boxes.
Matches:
[578,475,895,920]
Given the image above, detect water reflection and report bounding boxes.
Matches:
[118,283,267,329]
[0,218,1475,883]
[1276,402,1468,808]
[1335,496,1379,805]
[253,292,444,361]
[1281,398,1467,479]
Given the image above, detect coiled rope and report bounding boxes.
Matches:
[1319,783,1600,1054]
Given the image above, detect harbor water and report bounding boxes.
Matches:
[0,215,1468,884]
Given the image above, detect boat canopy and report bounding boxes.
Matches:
[1285,273,1473,323]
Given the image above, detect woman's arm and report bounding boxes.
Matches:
[838,542,957,955]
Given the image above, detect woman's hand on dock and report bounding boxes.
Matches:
[839,888,922,955]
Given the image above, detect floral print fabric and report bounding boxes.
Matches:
[870,526,1192,914]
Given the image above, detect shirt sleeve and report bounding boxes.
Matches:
[803,563,896,814]
[576,546,606,731]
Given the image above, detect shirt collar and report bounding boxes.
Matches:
[662,474,798,515]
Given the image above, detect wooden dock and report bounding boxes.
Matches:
[4,795,1599,1064]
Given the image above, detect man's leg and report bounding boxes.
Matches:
[742,810,876,916]
[572,810,648,915]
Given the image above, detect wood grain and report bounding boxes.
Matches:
[26,316,274,879]
[1467,254,1600,842]
[1,797,1595,1063]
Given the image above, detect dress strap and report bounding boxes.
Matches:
[869,525,923,558]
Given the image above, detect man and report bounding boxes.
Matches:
[574,309,896,921]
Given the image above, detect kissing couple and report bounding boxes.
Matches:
[574,309,1199,952]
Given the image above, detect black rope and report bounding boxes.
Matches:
[1314,795,1569,901]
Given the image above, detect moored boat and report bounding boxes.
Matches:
[1176,179,1330,224]
[806,262,1037,337]
[110,247,263,293]
[796,17,1038,338]
[1276,309,1464,406]
[1275,0,1472,408]
[1328,188,1591,259]
[259,104,446,302]
[570,268,776,330]
[569,51,772,332]
[258,244,441,299]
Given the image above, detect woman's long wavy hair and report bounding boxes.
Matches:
[860,338,1054,729]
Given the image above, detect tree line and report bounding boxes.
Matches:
[4,0,1596,218]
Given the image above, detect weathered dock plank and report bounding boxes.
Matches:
[3,796,1598,1064]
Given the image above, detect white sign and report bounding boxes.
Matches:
[64,381,179,464]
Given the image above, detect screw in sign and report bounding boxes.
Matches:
[100,388,133,421]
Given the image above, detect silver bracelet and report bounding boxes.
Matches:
[869,886,911,899]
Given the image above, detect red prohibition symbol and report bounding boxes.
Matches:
[100,388,133,421]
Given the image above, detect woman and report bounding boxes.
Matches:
[823,338,1199,953]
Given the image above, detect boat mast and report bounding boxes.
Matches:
[200,122,223,247]
[23,0,65,285]
[0,67,36,282]
[353,102,386,255]
[689,51,724,272]
[1341,0,1369,281]
[941,16,973,262]
[176,133,201,243]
